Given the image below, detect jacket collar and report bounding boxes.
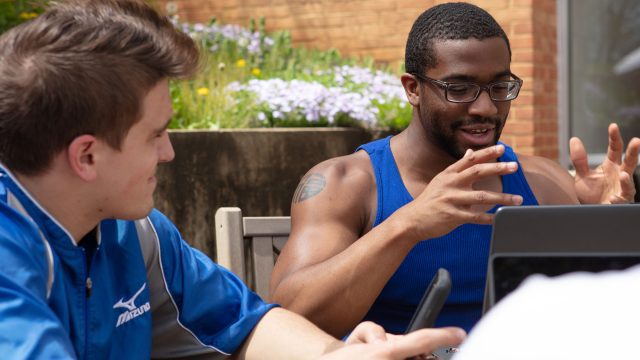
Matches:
[0,163,78,248]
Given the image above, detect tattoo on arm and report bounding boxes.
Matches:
[292,173,326,203]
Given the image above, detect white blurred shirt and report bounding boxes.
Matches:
[454,265,640,360]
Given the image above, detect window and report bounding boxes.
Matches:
[559,0,640,167]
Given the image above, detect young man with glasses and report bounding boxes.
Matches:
[270,2,640,338]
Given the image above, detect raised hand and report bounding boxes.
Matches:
[570,123,640,204]
[393,144,524,242]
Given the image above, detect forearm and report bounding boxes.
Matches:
[271,217,417,337]
[232,308,343,360]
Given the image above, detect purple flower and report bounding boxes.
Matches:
[226,75,402,127]
[175,20,274,55]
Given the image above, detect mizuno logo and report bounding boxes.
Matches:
[114,283,150,327]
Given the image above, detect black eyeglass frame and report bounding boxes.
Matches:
[410,72,524,103]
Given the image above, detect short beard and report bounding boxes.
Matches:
[423,111,504,160]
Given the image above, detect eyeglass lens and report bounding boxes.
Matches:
[447,81,520,102]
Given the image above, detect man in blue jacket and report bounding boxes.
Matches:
[0,0,465,358]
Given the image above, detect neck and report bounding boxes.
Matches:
[14,169,100,244]
[392,119,459,182]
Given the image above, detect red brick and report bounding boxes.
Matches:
[513,134,535,147]
[504,121,534,134]
[510,35,534,49]
[163,0,559,157]
[512,50,534,62]
[512,21,534,35]
[394,0,434,11]
[513,0,533,6]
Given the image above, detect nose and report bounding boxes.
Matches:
[158,132,175,163]
[467,88,498,118]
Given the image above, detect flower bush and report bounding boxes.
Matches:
[0,7,411,130]
[0,0,47,34]
[170,17,411,131]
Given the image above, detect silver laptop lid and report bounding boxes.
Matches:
[483,204,640,313]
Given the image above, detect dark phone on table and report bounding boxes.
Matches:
[405,268,451,333]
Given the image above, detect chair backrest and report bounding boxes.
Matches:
[214,207,291,300]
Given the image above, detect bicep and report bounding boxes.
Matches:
[272,164,372,283]
[522,156,579,205]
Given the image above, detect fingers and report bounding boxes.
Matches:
[457,161,519,186]
[622,137,640,175]
[465,212,494,225]
[442,198,520,226]
[457,190,524,208]
[569,137,590,178]
[607,123,624,164]
[448,145,506,173]
[346,321,387,345]
[388,327,466,359]
[610,171,635,204]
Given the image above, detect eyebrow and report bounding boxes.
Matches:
[153,117,172,135]
[440,70,513,83]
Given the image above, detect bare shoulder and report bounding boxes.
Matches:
[275,150,375,278]
[288,149,378,242]
[518,153,579,205]
[292,150,375,206]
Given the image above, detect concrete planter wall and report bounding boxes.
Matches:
[154,128,388,259]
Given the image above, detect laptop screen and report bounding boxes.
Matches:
[483,204,640,313]
[491,255,640,303]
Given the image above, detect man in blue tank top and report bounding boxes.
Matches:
[271,2,640,337]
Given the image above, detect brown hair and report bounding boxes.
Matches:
[0,0,199,175]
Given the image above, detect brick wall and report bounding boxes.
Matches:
[157,0,559,159]
[498,0,558,158]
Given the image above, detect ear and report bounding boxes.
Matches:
[400,73,421,107]
[67,135,99,181]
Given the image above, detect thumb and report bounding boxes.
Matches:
[345,321,387,344]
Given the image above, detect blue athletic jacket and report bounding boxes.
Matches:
[0,165,276,359]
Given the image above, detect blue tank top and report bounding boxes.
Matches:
[357,136,538,333]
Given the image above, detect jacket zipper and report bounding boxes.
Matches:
[83,244,99,360]
[86,277,92,298]
[80,247,88,360]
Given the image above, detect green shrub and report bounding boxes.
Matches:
[170,17,411,131]
[0,0,46,34]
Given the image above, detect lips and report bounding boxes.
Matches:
[457,124,496,148]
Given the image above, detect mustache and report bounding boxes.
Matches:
[450,116,502,129]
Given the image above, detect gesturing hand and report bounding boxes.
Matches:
[394,144,524,242]
[570,123,640,204]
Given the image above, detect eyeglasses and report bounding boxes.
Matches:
[411,73,523,103]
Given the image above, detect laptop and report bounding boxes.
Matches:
[483,204,640,313]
